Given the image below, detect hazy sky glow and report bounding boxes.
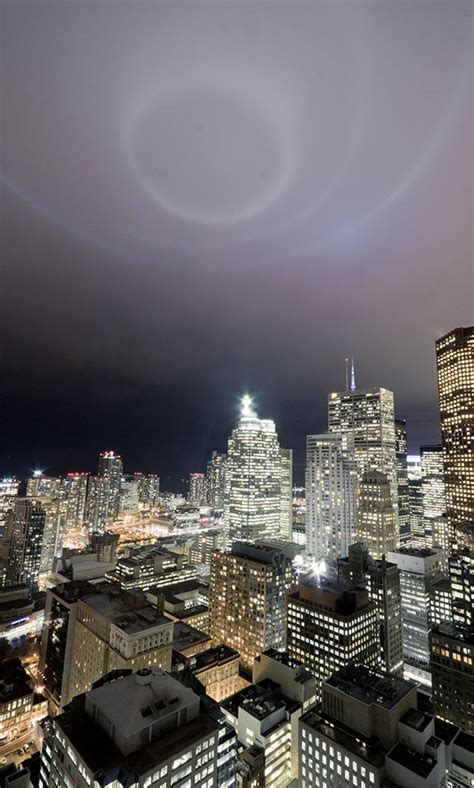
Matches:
[1,1,472,483]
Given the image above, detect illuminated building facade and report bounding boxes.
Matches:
[388,547,448,685]
[436,327,474,529]
[26,474,61,498]
[59,472,88,530]
[279,447,293,540]
[209,542,296,674]
[7,497,47,590]
[357,470,397,559]
[420,444,446,546]
[338,543,404,676]
[40,669,236,788]
[139,473,160,508]
[119,474,141,513]
[305,434,356,563]
[0,658,47,748]
[86,450,123,530]
[223,397,285,544]
[395,419,410,544]
[66,585,174,707]
[287,575,379,696]
[0,477,20,534]
[206,451,226,510]
[430,623,474,734]
[328,386,398,532]
[299,665,417,788]
[189,472,206,506]
[222,650,317,787]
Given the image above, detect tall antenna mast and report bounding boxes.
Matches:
[345,358,350,391]
[350,357,356,392]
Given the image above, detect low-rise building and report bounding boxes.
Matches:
[0,659,47,748]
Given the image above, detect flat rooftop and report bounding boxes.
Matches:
[301,709,386,768]
[387,742,436,779]
[192,644,239,672]
[82,587,171,634]
[400,709,433,732]
[223,678,298,722]
[324,665,416,711]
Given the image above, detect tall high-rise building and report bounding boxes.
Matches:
[430,623,474,735]
[388,547,448,686]
[139,473,160,509]
[328,384,398,531]
[97,450,123,518]
[189,472,206,506]
[59,472,88,530]
[26,473,61,498]
[206,452,226,510]
[395,419,410,544]
[0,477,19,533]
[209,542,296,674]
[6,498,46,590]
[357,470,397,559]
[223,396,284,544]
[436,327,474,529]
[119,474,141,513]
[338,543,404,676]
[420,445,446,546]
[279,447,293,541]
[287,574,379,696]
[407,455,424,547]
[305,434,356,562]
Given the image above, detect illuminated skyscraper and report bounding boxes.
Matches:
[7,497,47,589]
[357,471,397,559]
[26,473,61,498]
[189,472,206,506]
[0,477,19,532]
[328,385,398,531]
[59,472,88,530]
[287,574,379,696]
[223,396,284,544]
[279,447,293,540]
[420,445,446,546]
[436,327,474,529]
[305,434,356,562]
[97,450,122,519]
[119,474,141,513]
[206,452,226,510]
[395,419,410,544]
[139,473,160,508]
[209,542,296,674]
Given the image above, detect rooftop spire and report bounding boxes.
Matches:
[345,357,357,392]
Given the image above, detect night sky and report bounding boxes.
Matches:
[1,1,472,486]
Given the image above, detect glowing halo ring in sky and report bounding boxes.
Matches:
[121,84,295,228]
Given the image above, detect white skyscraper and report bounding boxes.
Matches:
[328,383,398,532]
[223,396,286,545]
[305,434,356,562]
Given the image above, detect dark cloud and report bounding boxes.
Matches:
[0,1,472,483]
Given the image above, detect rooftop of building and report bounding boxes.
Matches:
[229,542,292,567]
[399,708,433,732]
[86,669,198,740]
[388,547,438,559]
[157,579,204,603]
[430,622,474,645]
[453,729,474,753]
[57,679,219,775]
[301,708,386,768]
[324,665,416,711]
[222,677,299,722]
[258,649,315,684]
[81,585,171,634]
[292,574,371,615]
[386,741,437,779]
[172,621,211,652]
[0,659,34,704]
[50,580,97,604]
[191,644,240,672]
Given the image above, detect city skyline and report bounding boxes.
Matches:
[1,1,471,483]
